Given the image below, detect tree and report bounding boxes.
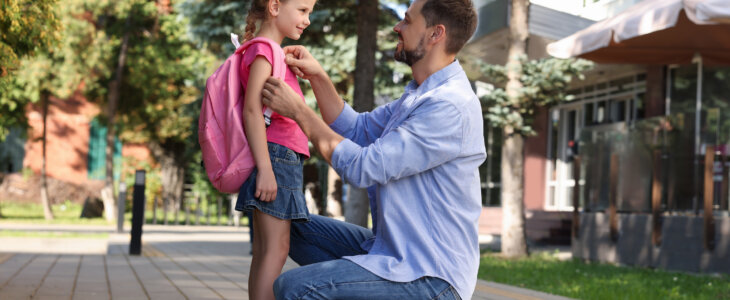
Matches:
[5,0,135,222]
[28,0,216,224]
[475,55,592,257]
[0,0,60,142]
[345,0,379,226]
[2,0,212,222]
[39,90,53,220]
[0,0,61,219]
[100,13,133,222]
[1,0,72,220]
[500,0,530,258]
[99,0,215,220]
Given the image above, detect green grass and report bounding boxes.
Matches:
[142,208,248,226]
[0,202,112,225]
[0,230,109,239]
[0,202,249,227]
[478,252,730,300]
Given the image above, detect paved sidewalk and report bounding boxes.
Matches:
[0,224,572,299]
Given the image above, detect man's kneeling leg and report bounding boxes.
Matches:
[273,259,459,300]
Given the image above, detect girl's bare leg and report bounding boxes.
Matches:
[249,209,291,300]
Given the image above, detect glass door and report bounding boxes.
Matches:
[547,106,582,210]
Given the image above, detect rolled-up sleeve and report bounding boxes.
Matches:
[331,100,463,188]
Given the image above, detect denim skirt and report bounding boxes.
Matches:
[235,142,310,222]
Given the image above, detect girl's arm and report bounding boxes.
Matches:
[243,56,277,202]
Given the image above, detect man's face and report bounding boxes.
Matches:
[393,0,428,66]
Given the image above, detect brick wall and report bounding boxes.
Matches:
[22,93,151,185]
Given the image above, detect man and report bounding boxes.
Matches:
[261,0,485,298]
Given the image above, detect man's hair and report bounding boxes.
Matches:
[421,0,477,54]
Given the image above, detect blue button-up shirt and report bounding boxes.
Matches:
[330,60,486,299]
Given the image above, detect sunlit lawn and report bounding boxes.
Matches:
[0,202,248,227]
[479,252,730,300]
[0,230,109,239]
[0,202,111,225]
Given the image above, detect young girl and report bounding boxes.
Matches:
[235,0,315,299]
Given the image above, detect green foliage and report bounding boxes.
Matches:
[0,0,60,76]
[120,156,162,210]
[299,1,411,103]
[0,0,61,140]
[115,5,214,145]
[474,56,593,136]
[479,253,730,300]
[0,0,117,141]
[178,0,251,58]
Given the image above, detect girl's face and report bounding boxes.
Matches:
[274,0,316,40]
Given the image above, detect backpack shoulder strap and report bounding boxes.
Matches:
[234,37,287,124]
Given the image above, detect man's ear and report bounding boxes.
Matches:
[268,0,280,17]
[430,25,446,44]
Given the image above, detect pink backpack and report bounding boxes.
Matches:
[199,36,286,193]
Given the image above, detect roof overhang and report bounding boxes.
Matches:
[462,0,595,65]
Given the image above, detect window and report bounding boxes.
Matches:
[0,127,25,173]
[479,123,503,206]
[546,73,647,211]
[87,118,122,180]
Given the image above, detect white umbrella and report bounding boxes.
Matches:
[546,0,730,65]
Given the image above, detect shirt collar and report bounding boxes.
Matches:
[405,60,463,95]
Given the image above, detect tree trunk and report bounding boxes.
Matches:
[501,0,529,258]
[101,16,132,222]
[149,141,185,218]
[353,0,377,113]
[345,0,378,226]
[501,129,527,257]
[40,90,54,220]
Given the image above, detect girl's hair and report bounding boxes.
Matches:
[244,0,287,41]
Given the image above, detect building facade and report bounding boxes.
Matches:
[0,91,150,197]
[465,0,730,273]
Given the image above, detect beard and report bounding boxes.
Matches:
[394,35,426,66]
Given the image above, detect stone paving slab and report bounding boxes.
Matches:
[0,224,573,299]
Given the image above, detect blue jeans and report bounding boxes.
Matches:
[273,215,460,300]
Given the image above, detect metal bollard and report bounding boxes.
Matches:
[129,170,145,255]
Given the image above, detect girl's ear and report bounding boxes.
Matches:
[268,0,281,17]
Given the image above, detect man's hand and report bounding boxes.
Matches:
[283,45,324,80]
[262,76,344,165]
[262,77,304,120]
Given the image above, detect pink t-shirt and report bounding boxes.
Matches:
[240,43,310,158]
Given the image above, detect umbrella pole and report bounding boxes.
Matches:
[693,53,704,214]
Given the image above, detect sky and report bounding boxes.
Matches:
[383,1,407,20]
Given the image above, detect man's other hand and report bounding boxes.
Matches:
[262,77,304,120]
